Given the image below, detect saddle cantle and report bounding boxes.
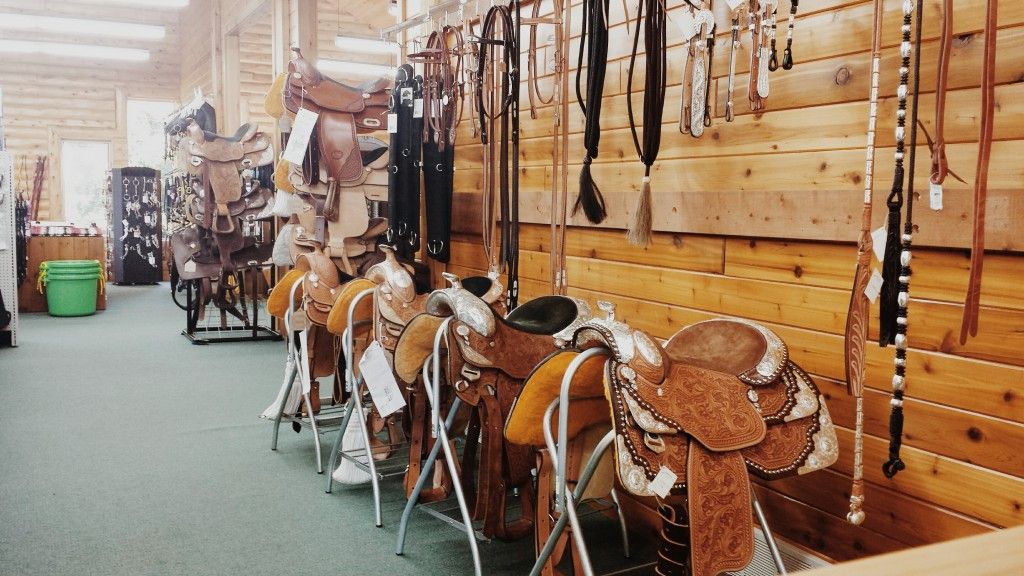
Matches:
[566,305,838,576]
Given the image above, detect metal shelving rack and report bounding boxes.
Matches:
[0,151,18,346]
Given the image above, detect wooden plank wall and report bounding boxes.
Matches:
[0,1,183,220]
[446,0,1024,563]
[179,0,214,102]
[239,12,275,132]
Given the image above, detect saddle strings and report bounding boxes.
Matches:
[960,0,997,343]
[574,0,611,225]
[625,0,668,247]
[881,0,924,480]
[844,0,884,528]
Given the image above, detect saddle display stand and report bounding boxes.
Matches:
[180,261,281,344]
[395,316,484,575]
[323,286,410,528]
[268,275,349,473]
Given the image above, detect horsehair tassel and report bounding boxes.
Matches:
[574,156,608,223]
[627,170,653,246]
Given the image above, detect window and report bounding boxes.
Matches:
[61,140,110,226]
[126,99,177,170]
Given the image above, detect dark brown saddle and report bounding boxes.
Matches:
[284,48,390,187]
[569,305,839,576]
[394,276,591,541]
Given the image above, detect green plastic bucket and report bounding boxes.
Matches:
[37,260,105,317]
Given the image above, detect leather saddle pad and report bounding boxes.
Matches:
[504,348,610,447]
[326,277,376,336]
[267,269,306,320]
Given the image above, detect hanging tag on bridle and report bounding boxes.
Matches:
[929,181,943,211]
[871,225,887,263]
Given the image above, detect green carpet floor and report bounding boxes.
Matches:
[0,284,644,575]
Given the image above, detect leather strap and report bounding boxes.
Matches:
[844,0,885,527]
[929,0,952,189]
[476,3,521,308]
[961,0,997,344]
[573,0,610,226]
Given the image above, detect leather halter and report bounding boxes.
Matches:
[475,2,521,309]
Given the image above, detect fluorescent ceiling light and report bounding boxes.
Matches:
[335,36,398,55]
[0,14,166,40]
[316,59,394,78]
[0,40,149,62]
[85,0,188,7]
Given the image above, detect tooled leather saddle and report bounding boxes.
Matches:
[169,122,275,317]
[394,275,592,541]
[283,48,390,194]
[568,303,839,576]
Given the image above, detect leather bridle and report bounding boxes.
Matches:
[524,0,573,294]
[411,26,463,262]
[475,1,521,309]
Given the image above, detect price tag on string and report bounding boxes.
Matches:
[725,0,745,11]
[648,466,678,499]
[282,108,318,164]
[929,182,944,211]
[864,269,884,304]
[670,9,699,42]
[387,113,398,134]
[359,341,407,418]
[871,225,887,263]
[413,98,424,118]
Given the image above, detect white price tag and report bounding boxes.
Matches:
[871,225,887,263]
[359,341,407,417]
[864,269,884,304]
[183,259,197,274]
[648,466,678,499]
[387,113,398,134]
[725,0,745,10]
[282,108,318,164]
[670,10,699,41]
[929,181,944,211]
[413,98,424,118]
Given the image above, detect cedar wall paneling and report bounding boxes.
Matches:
[179,0,214,102]
[446,0,1024,563]
[239,13,275,132]
[0,1,182,220]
